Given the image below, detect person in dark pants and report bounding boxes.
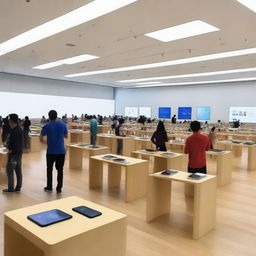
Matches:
[115,123,124,155]
[151,121,168,151]
[40,110,68,194]
[23,116,31,152]
[3,114,23,193]
[184,121,210,174]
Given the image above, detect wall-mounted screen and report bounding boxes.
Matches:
[197,107,211,120]
[125,107,139,118]
[139,107,151,118]
[229,107,256,123]
[0,92,115,118]
[158,107,171,119]
[178,107,192,120]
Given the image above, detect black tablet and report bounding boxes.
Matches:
[27,209,72,227]
[72,206,102,218]
[103,155,116,159]
[113,158,126,162]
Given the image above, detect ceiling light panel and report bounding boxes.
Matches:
[65,47,256,77]
[237,0,256,13]
[118,67,256,83]
[34,54,99,70]
[145,20,220,42]
[0,0,138,56]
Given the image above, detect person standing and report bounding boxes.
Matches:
[151,121,168,151]
[208,127,217,149]
[40,110,68,194]
[115,122,124,155]
[3,114,23,193]
[90,115,98,146]
[185,121,210,174]
[23,116,31,152]
[171,115,177,124]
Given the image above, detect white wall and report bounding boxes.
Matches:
[115,81,256,123]
[0,72,115,118]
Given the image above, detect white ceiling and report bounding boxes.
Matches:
[0,0,256,88]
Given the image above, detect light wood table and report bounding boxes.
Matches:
[217,141,256,170]
[29,135,42,152]
[206,150,232,186]
[165,140,185,153]
[0,148,8,169]
[67,144,109,169]
[4,196,127,256]
[147,171,216,239]
[134,137,155,151]
[69,131,90,144]
[132,150,185,172]
[97,134,135,157]
[89,154,148,202]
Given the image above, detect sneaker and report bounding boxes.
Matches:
[44,187,53,192]
[3,189,14,193]
[14,188,21,193]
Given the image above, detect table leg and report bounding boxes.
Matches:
[108,164,122,189]
[69,147,83,169]
[89,158,103,189]
[232,145,242,157]
[146,177,171,222]
[216,153,232,186]
[248,146,256,170]
[125,161,148,202]
[193,178,216,239]
[153,157,167,172]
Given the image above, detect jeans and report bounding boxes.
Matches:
[46,154,65,191]
[23,130,29,150]
[117,139,123,155]
[6,154,22,191]
[188,166,207,174]
[90,133,97,146]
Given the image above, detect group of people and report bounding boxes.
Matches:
[151,120,217,174]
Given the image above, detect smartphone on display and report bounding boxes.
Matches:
[72,206,102,218]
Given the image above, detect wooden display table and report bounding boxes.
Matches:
[97,134,135,157]
[0,147,8,169]
[134,137,154,151]
[69,130,90,144]
[89,154,148,202]
[217,141,256,170]
[147,171,216,239]
[29,135,42,152]
[165,140,185,153]
[67,144,109,169]
[132,150,185,172]
[4,196,127,256]
[206,150,232,186]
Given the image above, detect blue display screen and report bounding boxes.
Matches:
[178,107,192,119]
[159,107,171,118]
[197,107,211,120]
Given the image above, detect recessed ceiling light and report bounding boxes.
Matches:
[134,77,256,88]
[236,0,256,13]
[65,47,256,77]
[0,0,138,56]
[118,67,256,83]
[136,81,163,85]
[33,54,99,70]
[145,20,219,42]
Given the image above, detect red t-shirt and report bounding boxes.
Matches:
[185,133,210,168]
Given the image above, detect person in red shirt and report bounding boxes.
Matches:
[185,121,210,174]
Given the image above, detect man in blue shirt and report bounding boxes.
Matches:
[40,110,68,193]
[90,115,98,146]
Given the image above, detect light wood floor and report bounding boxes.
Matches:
[0,148,256,256]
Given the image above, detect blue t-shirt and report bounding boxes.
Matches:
[90,119,98,134]
[41,121,68,154]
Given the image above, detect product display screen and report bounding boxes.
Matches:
[158,107,171,118]
[125,107,139,117]
[229,107,256,123]
[178,107,192,120]
[139,107,151,118]
[197,107,211,120]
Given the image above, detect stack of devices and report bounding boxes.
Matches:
[27,206,102,227]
